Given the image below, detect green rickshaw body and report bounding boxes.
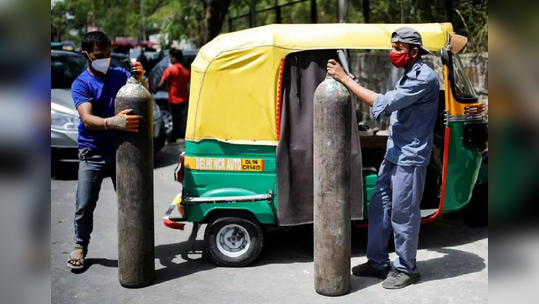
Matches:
[181,125,483,225]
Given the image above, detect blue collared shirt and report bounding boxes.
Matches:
[371,59,440,167]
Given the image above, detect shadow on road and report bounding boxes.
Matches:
[415,248,486,284]
[251,218,487,292]
[153,239,216,285]
[70,218,486,291]
[256,219,487,263]
[70,258,119,274]
[71,240,216,283]
[86,258,119,268]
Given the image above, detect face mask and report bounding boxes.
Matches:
[389,51,411,68]
[84,52,111,74]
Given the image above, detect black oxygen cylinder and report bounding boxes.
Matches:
[115,70,155,288]
[313,74,352,296]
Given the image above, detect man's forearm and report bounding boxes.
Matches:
[342,77,379,107]
[81,114,108,130]
[154,80,164,92]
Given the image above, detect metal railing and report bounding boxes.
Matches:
[227,0,318,32]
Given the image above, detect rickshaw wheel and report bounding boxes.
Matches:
[204,212,264,267]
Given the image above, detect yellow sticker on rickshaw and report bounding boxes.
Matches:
[184,156,264,172]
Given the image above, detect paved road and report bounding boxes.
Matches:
[51,142,488,304]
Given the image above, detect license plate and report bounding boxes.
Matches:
[184,157,265,172]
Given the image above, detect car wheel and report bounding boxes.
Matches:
[204,212,264,267]
[160,107,173,139]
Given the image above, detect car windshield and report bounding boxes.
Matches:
[51,53,87,89]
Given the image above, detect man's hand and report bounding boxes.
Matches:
[132,62,144,79]
[327,59,349,83]
[132,61,150,90]
[107,109,142,132]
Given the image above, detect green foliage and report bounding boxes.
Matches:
[51,0,172,40]
[453,0,488,52]
[153,0,203,47]
[52,0,488,52]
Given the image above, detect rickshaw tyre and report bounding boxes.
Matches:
[462,182,488,227]
[204,212,264,267]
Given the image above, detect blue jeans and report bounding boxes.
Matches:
[366,160,427,274]
[74,149,116,247]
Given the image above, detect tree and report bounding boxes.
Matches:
[51,0,171,40]
[200,0,232,44]
[52,0,488,52]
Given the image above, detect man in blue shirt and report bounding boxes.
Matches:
[67,31,147,269]
[327,27,439,289]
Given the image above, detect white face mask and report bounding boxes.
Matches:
[84,51,111,74]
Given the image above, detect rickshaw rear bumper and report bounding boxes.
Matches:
[163,194,186,230]
[163,216,186,230]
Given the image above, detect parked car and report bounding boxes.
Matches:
[51,50,166,163]
[147,49,199,138]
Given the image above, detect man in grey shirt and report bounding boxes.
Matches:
[327,27,439,289]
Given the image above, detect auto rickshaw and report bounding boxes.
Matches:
[162,23,488,267]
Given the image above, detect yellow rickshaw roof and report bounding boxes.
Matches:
[193,23,453,72]
[187,23,454,145]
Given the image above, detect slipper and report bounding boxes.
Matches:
[67,244,86,270]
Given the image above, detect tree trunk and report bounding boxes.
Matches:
[362,0,369,23]
[200,0,231,45]
[445,0,453,23]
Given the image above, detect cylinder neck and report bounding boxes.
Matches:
[126,76,139,84]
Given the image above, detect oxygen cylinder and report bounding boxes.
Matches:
[115,74,155,288]
[313,74,352,296]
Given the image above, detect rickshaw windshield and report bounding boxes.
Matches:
[451,53,478,102]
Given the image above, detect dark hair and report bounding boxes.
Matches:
[81,31,111,53]
[408,44,422,56]
[169,48,184,62]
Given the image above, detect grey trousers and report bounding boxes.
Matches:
[367,159,427,274]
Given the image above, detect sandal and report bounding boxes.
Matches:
[67,244,86,270]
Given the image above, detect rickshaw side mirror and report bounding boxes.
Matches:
[448,34,468,54]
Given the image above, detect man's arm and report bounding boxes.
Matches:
[327,59,433,121]
[153,67,170,93]
[77,102,141,132]
[154,79,165,93]
[327,59,379,107]
[77,103,107,130]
